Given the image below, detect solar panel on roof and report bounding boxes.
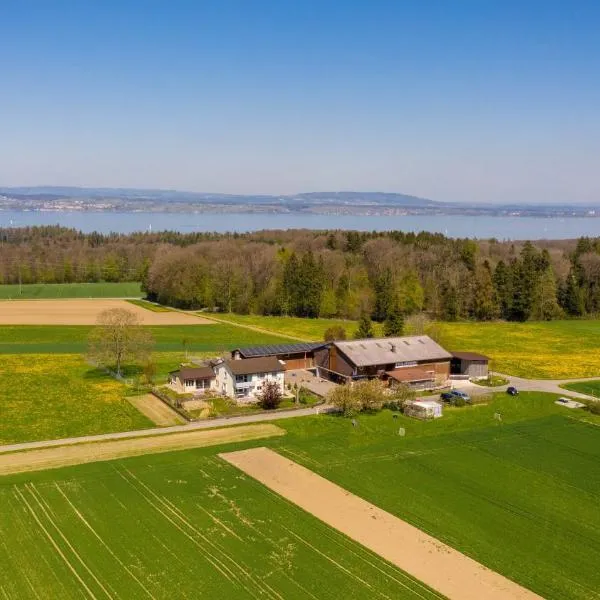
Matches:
[235,341,325,357]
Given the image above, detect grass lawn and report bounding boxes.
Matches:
[560,379,600,398]
[440,319,600,378]
[269,393,600,600]
[0,324,288,354]
[0,282,143,299]
[208,313,384,340]
[0,354,153,445]
[0,451,438,599]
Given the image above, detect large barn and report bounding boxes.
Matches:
[314,335,452,388]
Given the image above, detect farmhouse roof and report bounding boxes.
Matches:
[385,367,435,383]
[451,351,490,361]
[225,356,285,376]
[234,342,328,358]
[172,366,215,380]
[334,336,451,367]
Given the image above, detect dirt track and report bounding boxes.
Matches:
[127,394,186,426]
[221,447,543,600]
[0,299,213,325]
[0,424,285,476]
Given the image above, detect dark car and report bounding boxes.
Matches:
[440,390,472,404]
[507,386,519,396]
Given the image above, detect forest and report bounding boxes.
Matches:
[1,225,600,322]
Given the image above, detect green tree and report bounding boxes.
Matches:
[383,304,404,337]
[354,311,375,338]
[397,271,424,314]
[493,260,512,319]
[531,267,562,320]
[472,262,498,320]
[373,268,394,321]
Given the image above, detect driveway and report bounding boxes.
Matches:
[285,369,337,398]
[452,374,598,402]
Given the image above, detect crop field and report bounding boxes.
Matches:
[440,319,600,378]
[269,393,600,600]
[0,450,439,599]
[0,324,287,354]
[0,282,143,299]
[0,354,152,445]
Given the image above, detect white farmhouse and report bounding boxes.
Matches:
[214,356,285,401]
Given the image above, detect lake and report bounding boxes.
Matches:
[1,210,599,240]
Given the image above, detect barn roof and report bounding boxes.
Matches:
[234,342,328,358]
[385,367,436,383]
[334,336,451,367]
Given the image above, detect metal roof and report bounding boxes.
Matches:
[172,366,215,380]
[334,335,452,367]
[235,342,327,358]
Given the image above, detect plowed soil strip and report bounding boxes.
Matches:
[220,447,543,600]
[0,299,212,325]
[0,425,284,476]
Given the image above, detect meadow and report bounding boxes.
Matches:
[0,282,142,299]
[0,449,439,600]
[439,319,600,378]
[0,354,152,445]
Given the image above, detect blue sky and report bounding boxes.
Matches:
[1,0,599,203]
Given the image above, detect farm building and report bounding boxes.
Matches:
[403,399,443,420]
[215,356,285,401]
[231,342,328,370]
[168,366,216,394]
[314,335,452,389]
[451,352,490,379]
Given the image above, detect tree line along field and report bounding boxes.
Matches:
[0,450,440,600]
[0,282,143,299]
[1,392,599,599]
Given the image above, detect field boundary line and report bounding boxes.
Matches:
[192,313,308,341]
[220,447,544,600]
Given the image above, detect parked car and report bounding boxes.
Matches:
[507,386,519,396]
[440,390,471,404]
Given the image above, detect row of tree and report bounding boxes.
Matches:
[3,226,600,322]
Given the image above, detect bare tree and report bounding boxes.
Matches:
[87,308,154,376]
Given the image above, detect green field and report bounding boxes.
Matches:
[271,394,600,599]
[0,354,152,445]
[1,392,598,599]
[0,324,287,354]
[210,312,383,340]
[561,379,600,397]
[0,282,143,299]
[0,450,439,599]
[209,314,600,379]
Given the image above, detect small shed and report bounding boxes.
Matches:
[451,352,490,379]
[168,366,215,394]
[404,400,443,420]
[384,367,436,391]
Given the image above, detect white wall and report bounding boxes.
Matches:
[214,364,284,402]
